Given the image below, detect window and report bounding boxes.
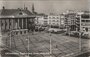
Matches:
[20,31,22,34]
[5,22,7,26]
[24,31,26,34]
[44,17,47,19]
[16,31,18,35]
[53,20,55,22]
[1,23,3,26]
[57,23,59,25]
[44,21,47,22]
[49,17,51,19]
[53,23,55,24]
[86,20,90,22]
[81,14,90,18]
[57,17,59,19]
[57,20,59,22]
[53,17,55,19]
[9,19,11,26]
[81,20,85,22]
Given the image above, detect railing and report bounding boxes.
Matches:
[11,29,28,36]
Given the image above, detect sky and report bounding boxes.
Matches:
[0,0,89,14]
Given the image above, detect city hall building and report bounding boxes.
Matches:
[0,6,35,35]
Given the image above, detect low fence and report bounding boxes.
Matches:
[11,29,28,36]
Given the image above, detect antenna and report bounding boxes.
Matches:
[32,3,35,13]
[24,3,25,9]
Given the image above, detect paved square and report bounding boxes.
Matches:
[2,32,90,57]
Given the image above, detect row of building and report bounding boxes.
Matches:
[35,10,90,32]
[63,10,90,32]
[0,6,65,33]
[0,5,90,34]
[35,14,65,28]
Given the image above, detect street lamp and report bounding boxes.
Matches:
[10,30,12,49]
[0,21,3,57]
[0,23,5,48]
[79,14,82,51]
[49,24,52,57]
[26,36,30,57]
[76,12,83,52]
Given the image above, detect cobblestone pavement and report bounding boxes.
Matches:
[2,32,90,57]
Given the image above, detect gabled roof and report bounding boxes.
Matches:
[0,8,33,16]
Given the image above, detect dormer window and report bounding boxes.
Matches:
[19,12,23,15]
[18,12,27,15]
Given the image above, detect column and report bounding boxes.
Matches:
[0,19,4,47]
[16,22,18,29]
[9,19,10,29]
[9,19,12,30]
[12,19,14,29]
[16,19,18,29]
[22,18,23,29]
[26,18,27,29]
[5,19,6,30]
[0,19,4,57]
[7,19,9,30]
[0,19,1,35]
[18,19,19,29]
[1,19,2,30]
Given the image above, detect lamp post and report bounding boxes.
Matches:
[0,23,3,47]
[28,36,30,57]
[50,36,52,57]
[78,12,84,51]
[10,30,12,49]
[79,15,82,51]
[26,36,30,57]
[0,20,2,57]
[50,23,52,57]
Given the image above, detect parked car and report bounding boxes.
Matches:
[47,28,59,32]
[65,31,79,37]
[62,29,67,31]
[65,31,90,39]
[35,26,47,32]
[39,27,45,31]
[46,28,66,34]
[81,32,90,39]
[35,26,38,31]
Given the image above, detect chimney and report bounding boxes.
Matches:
[2,6,5,10]
[23,4,28,10]
[24,7,28,10]
[25,7,28,10]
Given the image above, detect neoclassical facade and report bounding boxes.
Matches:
[0,7,35,34]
